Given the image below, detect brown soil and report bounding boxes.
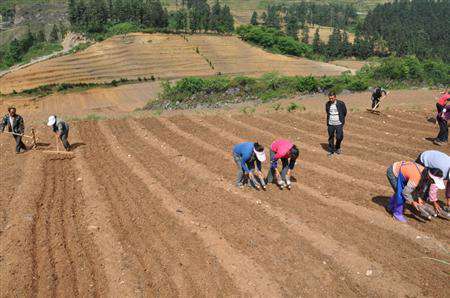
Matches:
[1,90,449,296]
[0,33,349,94]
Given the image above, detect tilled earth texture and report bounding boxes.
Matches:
[0,33,349,94]
[1,102,449,297]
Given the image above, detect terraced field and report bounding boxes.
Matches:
[0,33,349,94]
[1,100,449,296]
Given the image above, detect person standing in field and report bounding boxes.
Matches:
[266,139,299,189]
[386,161,445,222]
[47,115,71,151]
[325,92,347,157]
[371,86,387,110]
[434,90,449,145]
[232,142,267,189]
[0,106,27,154]
[417,150,450,214]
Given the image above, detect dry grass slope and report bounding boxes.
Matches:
[0,33,349,94]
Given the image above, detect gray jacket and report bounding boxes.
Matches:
[1,114,25,134]
[52,119,69,135]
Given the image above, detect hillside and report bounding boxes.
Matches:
[0,33,350,94]
[0,1,68,46]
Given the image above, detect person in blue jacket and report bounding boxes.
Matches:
[233,142,266,189]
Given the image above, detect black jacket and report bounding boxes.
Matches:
[325,100,347,125]
[1,114,25,134]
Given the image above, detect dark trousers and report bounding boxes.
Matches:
[436,117,448,142]
[327,124,344,152]
[13,135,26,153]
[386,165,398,192]
[372,98,380,109]
[59,131,71,150]
[267,150,289,183]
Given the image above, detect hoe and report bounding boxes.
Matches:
[3,129,37,149]
[4,129,74,157]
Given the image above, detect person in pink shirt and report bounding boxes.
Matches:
[434,90,449,145]
[266,139,299,189]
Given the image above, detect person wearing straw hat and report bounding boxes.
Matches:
[233,142,267,189]
[47,115,71,151]
[386,161,446,222]
[0,106,27,153]
[266,139,299,189]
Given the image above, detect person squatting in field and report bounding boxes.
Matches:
[266,139,299,190]
[233,142,267,189]
[0,106,27,154]
[326,92,347,157]
[371,86,388,110]
[434,90,449,146]
[417,150,450,215]
[386,161,445,222]
[47,115,71,151]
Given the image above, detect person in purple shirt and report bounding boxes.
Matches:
[233,142,266,189]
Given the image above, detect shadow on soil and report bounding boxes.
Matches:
[372,195,427,223]
[35,142,50,147]
[320,143,329,152]
[70,142,86,151]
[427,117,436,124]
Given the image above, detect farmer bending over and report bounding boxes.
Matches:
[371,86,387,110]
[232,142,266,189]
[417,150,450,214]
[326,92,347,156]
[47,115,71,151]
[267,139,299,189]
[386,161,445,222]
[0,106,27,154]
[434,90,449,145]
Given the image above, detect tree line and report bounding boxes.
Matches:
[68,0,234,35]
[361,0,449,62]
[251,2,357,32]
[0,24,65,69]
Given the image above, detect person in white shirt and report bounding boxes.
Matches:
[325,92,347,157]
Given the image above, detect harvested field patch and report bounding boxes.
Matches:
[0,33,349,94]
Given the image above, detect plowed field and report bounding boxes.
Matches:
[1,102,449,296]
[0,33,349,94]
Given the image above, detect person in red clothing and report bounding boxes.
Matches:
[266,139,299,189]
[434,90,450,145]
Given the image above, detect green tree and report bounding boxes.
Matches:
[260,12,267,25]
[250,11,258,26]
[312,28,323,54]
[265,5,280,29]
[210,0,221,32]
[301,25,309,44]
[35,30,46,43]
[220,5,234,33]
[50,24,60,42]
[326,27,342,58]
[341,31,352,57]
[285,11,299,40]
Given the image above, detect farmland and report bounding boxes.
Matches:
[0,33,350,94]
[1,88,449,296]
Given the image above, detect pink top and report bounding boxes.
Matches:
[271,139,294,160]
[428,184,438,202]
[438,93,450,106]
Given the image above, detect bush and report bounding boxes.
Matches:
[237,25,312,57]
[295,76,319,92]
[107,22,139,36]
